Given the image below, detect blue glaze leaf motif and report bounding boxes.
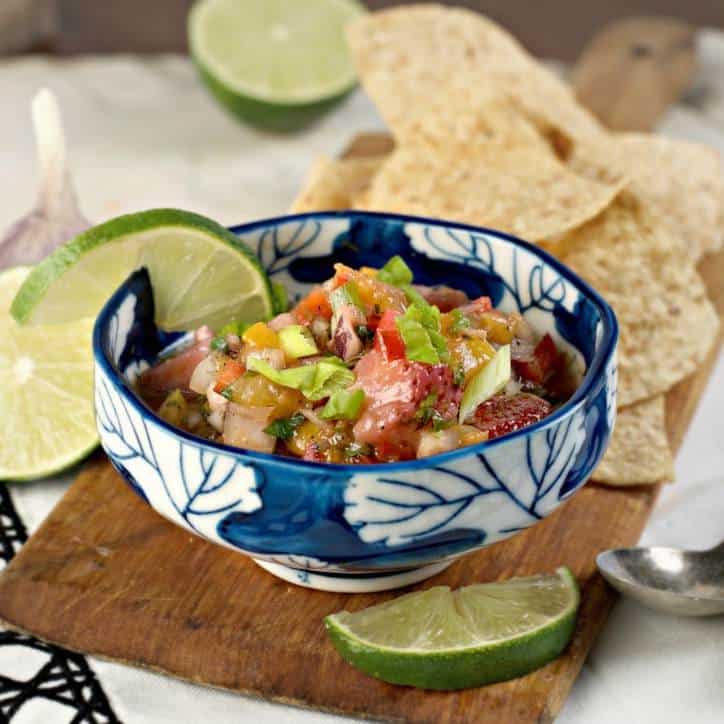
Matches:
[255,219,323,277]
[344,409,586,547]
[96,368,262,539]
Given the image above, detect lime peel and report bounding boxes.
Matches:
[0,267,97,480]
[325,567,579,690]
[10,208,274,332]
[188,0,366,131]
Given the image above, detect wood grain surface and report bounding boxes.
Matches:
[571,17,697,132]
[0,131,721,722]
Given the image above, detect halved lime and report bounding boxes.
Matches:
[11,209,275,331]
[325,567,579,690]
[0,267,97,480]
[188,0,366,132]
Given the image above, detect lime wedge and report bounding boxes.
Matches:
[325,567,579,690]
[188,0,366,132]
[0,267,97,480]
[11,209,275,331]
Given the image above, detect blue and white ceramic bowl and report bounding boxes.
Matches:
[93,212,618,592]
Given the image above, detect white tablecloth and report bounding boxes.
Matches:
[1,35,723,723]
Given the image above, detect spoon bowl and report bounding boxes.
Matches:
[597,541,724,616]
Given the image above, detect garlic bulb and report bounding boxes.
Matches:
[0,89,89,268]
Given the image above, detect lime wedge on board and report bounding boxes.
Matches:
[11,209,275,331]
[0,267,97,480]
[325,567,579,690]
[188,0,366,132]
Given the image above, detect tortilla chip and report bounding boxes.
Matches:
[593,396,674,486]
[291,156,386,213]
[359,141,625,242]
[562,194,719,405]
[568,133,724,260]
[346,5,603,144]
[392,92,552,155]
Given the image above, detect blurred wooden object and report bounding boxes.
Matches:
[0,0,56,54]
[572,17,697,131]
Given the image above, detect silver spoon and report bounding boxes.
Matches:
[597,540,724,616]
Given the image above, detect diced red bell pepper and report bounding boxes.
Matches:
[293,287,333,323]
[512,333,560,385]
[213,358,245,393]
[374,309,406,361]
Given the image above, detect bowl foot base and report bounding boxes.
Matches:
[253,559,452,593]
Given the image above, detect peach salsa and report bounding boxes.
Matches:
[138,257,577,464]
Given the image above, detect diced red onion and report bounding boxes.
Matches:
[245,347,285,370]
[223,404,275,453]
[189,356,218,394]
[268,312,295,332]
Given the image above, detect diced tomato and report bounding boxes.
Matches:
[293,287,332,323]
[352,350,461,449]
[375,439,416,462]
[213,358,245,393]
[472,393,552,439]
[365,311,382,331]
[511,333,561,385]
[373,309,406,361]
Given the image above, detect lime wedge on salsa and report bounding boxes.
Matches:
[325,567,579,690]
[188,0,365,132]
[0,267,97,480]
[11,209,275,331]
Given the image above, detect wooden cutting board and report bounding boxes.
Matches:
[0,127,721,721]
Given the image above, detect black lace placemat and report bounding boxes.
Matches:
[0,483,120,723]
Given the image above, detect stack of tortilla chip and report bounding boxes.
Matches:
[291,4,723,486]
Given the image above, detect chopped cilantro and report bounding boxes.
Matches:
[211,336,228,352]
[450,308,471,334]
[345,441,373,459]
[415,392,438,425]
[264,413,305,440]
[432,412,452,432]
[356,324,374,342]
[220,385,234,400]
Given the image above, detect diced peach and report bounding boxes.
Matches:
[294,288,332,322]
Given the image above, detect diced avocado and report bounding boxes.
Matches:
[278,324,318,358]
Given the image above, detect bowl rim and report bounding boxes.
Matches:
[93,209,618,474]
